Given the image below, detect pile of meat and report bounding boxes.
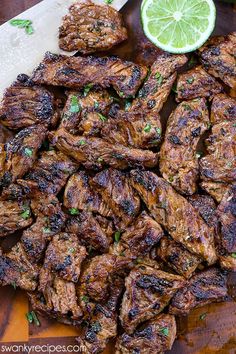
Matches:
[0,1,235,353]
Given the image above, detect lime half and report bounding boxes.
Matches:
[141,0,216,54]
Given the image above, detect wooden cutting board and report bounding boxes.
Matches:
[0,1,236,353]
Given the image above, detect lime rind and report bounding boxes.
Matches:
[141,0,216,53]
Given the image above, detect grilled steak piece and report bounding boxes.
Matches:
[200,122,236,184]
[217,185,236,253]
[51,128,158,170]
[101,111,162,149]
[32,52,148,98]
[211,93,236,125]
[77,278,123,354]
[18,150,78,195]
[115,314,176,354]
[59,0,127,53]
[0,243,39,291]
[21,197,66,263]
[201,181,231,203]
[0,183,24,201]
[120,264,185,334]
[156,236,201,279]
[169,268,228,315]
[66,212,113,253]
[110,212,164,259]
[0,74,54,130]
[199,32,236,89]
[60,90,113,135]
[188,194,218,227]
[130,170,217,264]
[91,168,140,228]
[29,277,82,326]
[79,254,132,303]
[130,53,188,113]
[176,66,222,101]
[63,171,112,217]
[0,200,32,237]
[40,233,87,283]
[160,98,209,195]
[0,125,47,189]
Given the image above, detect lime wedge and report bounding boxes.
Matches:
[141,0,216,53]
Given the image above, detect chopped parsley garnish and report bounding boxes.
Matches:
[81,295,90,303]
[78,139,86,146]
[43,227,51,234]
[83,83,94,96]
[172,83,177,93]
[94,101,99,109]
[119,91,125,98]
[105,0,113,4]
[160,327,169,336]
[70,95,81,113]
[168,176,174,182]
[11,282,17,290]
[183,104,192,111]
[97,157,104,163]
[24,147,33,157]
[114,231,121,243]
[186,77,194,84]
[125,100,132,111]
[156,127,162,135]
[69,247,75,254]
[26,311,40,326]
[231,253,236,259]
[98,113,107,122]
[199,313,207,320]
[188,56,197,67]
[155,71,163,86]
[21,207,31,220]
[10,19,34,35]
[144,123,152,133]
[233,123,236,127]
[69,208,79,215]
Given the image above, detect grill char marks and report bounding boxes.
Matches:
[0,74,54,130]
[160,98,209,195]
[59,0,128,53]
[32,52,148,98]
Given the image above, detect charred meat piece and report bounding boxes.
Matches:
[0,125,47,188]
[0,74,54,129]
[199,32,236,89]
[0,200,32,237]
[160,98,209,195]
[169,268,228,315]
[156,236,201,279]
[59,0,127,53]
[217,185,236,253]
[200,121,236,183]
[188,194,218,227]
[101,111,162,149]
[41,233,87,283]
[18,150,78,195]
[176,66,222,101]
[63,171,112,217]
[32,52,147,98]
[116,314,176,354]
[30,276,82,325]
[51,128,158,170]
[200,181,231,203]
[130,170,217,264]
[60,90,113,135]
[66,212,113,253]
[110,212,164,259]
[0,183,24,201]
[131,53,188,113]
[79,254,132,303]
[91,168,140,228]
[120,264,185,334]
[211,93,236,125]
[0,243,39,291]
[77,278,123,354]
[21,197,65,263]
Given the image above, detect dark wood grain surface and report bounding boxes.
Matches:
[0,1,236,353]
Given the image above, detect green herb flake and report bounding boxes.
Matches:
[97,157,104,163]
[183,104,192,111]
[43,227,51,234]
[144,123,152,133]
[83,83,94,96]
[119,91,125,98]
[94,101,99,109]
[168,176,174,182]
[21,207,31,220]
[114,231,121,243]
[25,25,34,35]
[186,77,194,84]
[188,56,197,67]
[24,147,33,157]
[172,83,177,93]
[207,122,212,129]
[31,311,40,326]
[78,139,86,146]
[69,247,76,254]
[105,0,113,4]
[11,282,17,290]
[156,127,162,135]
[155,71,163,86]
[125,100,132,111]
[81,295,90,303]
[233,123,236,127]
[98,113,107,122]
[70,95,81,113]
[231,253,236,259]
[199,313,207,321]
[69,208,79,215]
[160,327,169,336]
[26,312,33,324]
[10,19,34,35]
[196,151,203,159]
